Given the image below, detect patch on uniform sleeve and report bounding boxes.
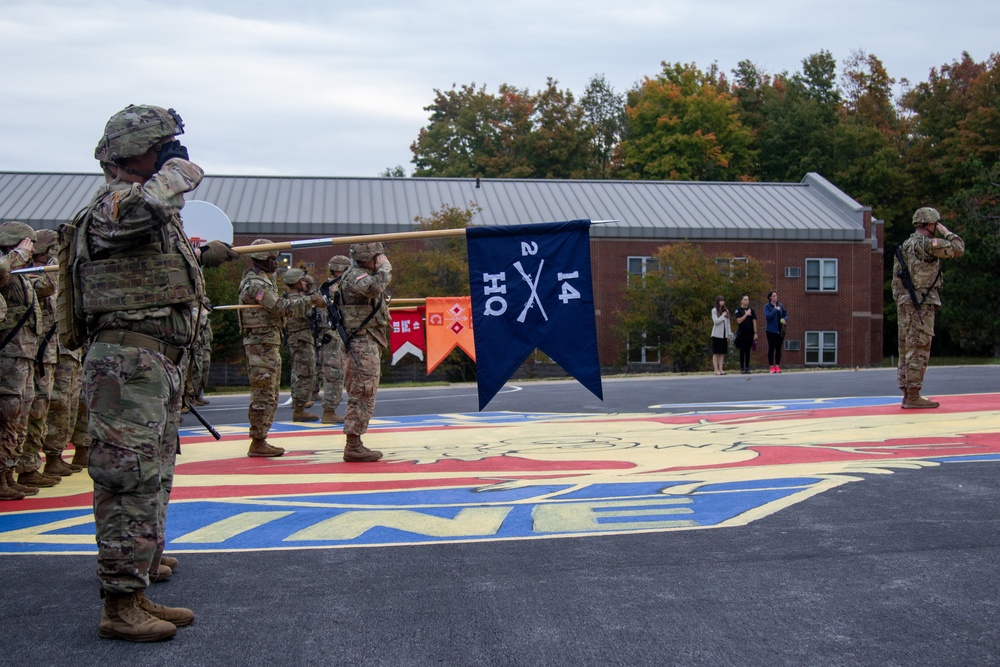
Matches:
[255,288,266,302]
[932,239,939,247]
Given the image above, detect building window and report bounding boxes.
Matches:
[627,331,660,364]
[627,256,659,282]
[805,258,838,292]
[804,331,837,365]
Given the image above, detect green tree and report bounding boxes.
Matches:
[204,260,246,362]
[380,165,407,177]
[615,244,768,371]
[620,62,756,181]
[409,80,593,179]
[581,73,627,178]
[897,52,1000,357]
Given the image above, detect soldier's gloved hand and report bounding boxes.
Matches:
[199,240,241,268]
[320,332,333,345]
[310,293,327,308]
[155,140,190,171]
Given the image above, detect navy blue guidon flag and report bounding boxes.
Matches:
[466,219,603,410]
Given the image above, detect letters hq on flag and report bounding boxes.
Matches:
[466,219,603,410]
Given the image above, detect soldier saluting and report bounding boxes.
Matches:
[892,207,965,409]
[238,242,326,456]
[77,104,240,641]
[338,242,392,462]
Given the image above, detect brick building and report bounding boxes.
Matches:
[0,171,883,370]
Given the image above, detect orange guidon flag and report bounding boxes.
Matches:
[425,297,476,374]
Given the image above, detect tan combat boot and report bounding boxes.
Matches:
[149,563,172,583]
[903,387,940,409]
[97,593,177,642]
[321,409,344,424]
[248,438,285,458]
[292,402,319,422]
[344,434,383,462]
[5,469,39,496]
[159,555,179,571]
[18,470,61,488]
[135,591,194,628]
[44,454,76,477]
[70,444,89,468]
[0,469,27,501]
[99,592,177,641]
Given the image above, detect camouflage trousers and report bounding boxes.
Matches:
[287,331,316,407]
[17,359,55,473]
[84,341,182,595]
[71,394,91,455]
[318,334,345,413]
[245,342,281,440]
[343,336,382,436]
[897,303,936,390]
[44,351,82,457]
[0,356,33,470]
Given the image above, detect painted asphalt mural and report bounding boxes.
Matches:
[2,393,998,554]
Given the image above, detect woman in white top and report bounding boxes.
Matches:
[710,295,732,375]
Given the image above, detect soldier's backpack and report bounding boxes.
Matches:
[56,212,87,351]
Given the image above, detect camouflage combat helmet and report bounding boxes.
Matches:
[95,104,184,162]
[912,207,941,226]
[349,242,384,263]
[0,221,37,248]
[327,255,351,273]
[33,229,58,256]
[283,268,306,285]
[248,239,279,261]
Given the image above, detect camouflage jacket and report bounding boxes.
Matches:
[0,248,41,359]
[892,229,965,308]
[80,158,206,348]
[338,259,392,348]
[238,268,313,346]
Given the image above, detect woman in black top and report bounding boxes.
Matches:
[733,294,758,374]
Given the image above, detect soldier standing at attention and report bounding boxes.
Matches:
[0,225,40,501]
[338,242,392,463]
[79,104,240,641]
[892,207,965,409]
[18,228,64,488]
[282,267,320,422]
[318,255,351,424]
[238,242,325,456]
[43,227,86,477]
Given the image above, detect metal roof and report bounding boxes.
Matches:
[0,171,869,242]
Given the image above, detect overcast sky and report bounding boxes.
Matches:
[1,0,996,178]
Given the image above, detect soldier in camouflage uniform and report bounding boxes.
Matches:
[338,242,391,462]
[239,242,325,456]
[69,375,91,468]
[194,301,213,405]
[44,337,84,476]
[17,229,65,488]
[80,104,240,641]
[282,268,320,422]
[318,255,350,424]
[0,224,41,501]
[892,207,965,409]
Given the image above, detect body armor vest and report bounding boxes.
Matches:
[73,184,203,323]
[238,271,281,330]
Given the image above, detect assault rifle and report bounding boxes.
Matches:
[893,245,924,325]
[319,279,361,366]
